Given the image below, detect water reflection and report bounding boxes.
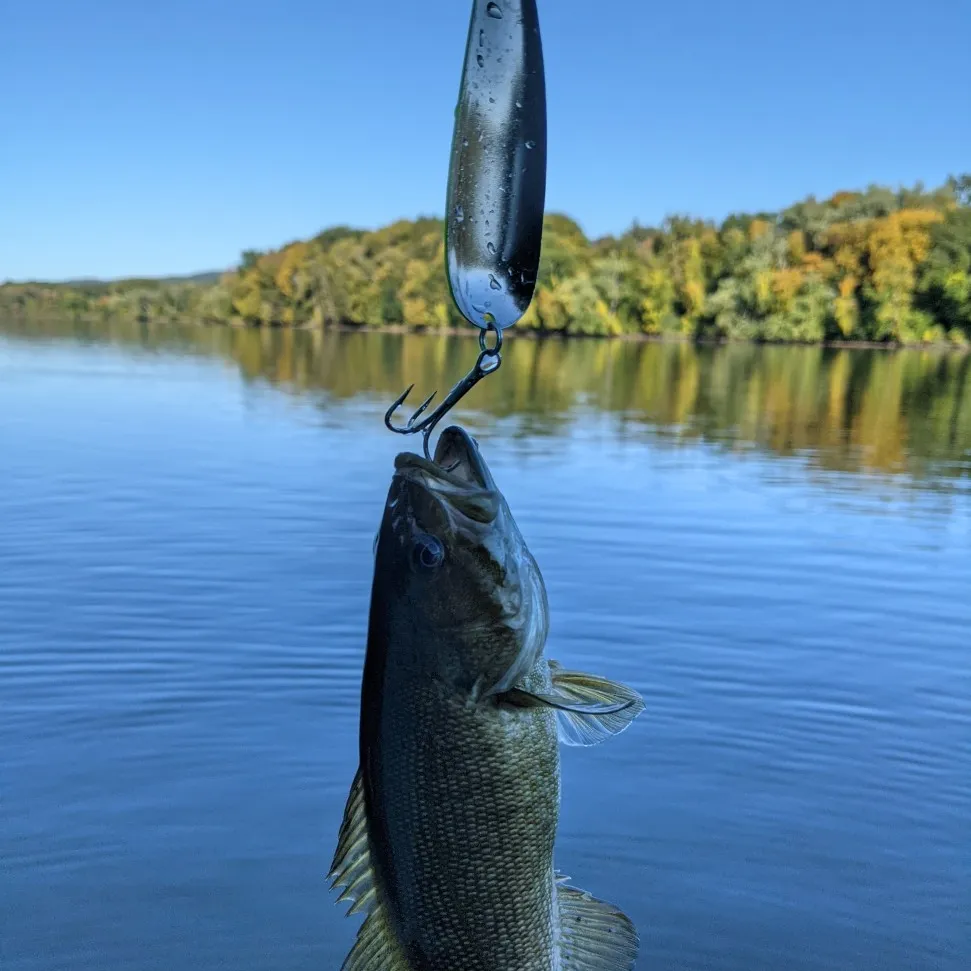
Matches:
[3,317,970,485]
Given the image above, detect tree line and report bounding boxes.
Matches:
[3,176,970,345]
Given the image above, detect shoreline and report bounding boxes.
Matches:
[251,319,971,354]
[3,313,969,354]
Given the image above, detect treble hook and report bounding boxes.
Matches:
[384,322,504,460]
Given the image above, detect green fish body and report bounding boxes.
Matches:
[331,426,644,971]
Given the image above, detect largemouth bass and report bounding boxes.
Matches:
[331,425,644,971]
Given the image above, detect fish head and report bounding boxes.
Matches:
[373,425,549,694]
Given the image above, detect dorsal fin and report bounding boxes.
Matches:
[556,881,639,971]
[329,769,412,971]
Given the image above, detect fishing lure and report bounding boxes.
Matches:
[385,0,547,456]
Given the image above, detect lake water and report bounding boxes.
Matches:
[2,319,969,971]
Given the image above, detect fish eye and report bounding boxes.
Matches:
[412,534,445,573]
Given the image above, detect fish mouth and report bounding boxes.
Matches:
[394,425,500,524]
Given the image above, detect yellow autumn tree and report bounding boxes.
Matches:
[867,210,943,341]
[671,237,706,336]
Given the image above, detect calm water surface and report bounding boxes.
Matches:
[2,320,969,971]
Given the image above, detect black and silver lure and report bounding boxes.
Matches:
[385,0,547,458]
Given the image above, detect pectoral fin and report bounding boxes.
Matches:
[329,769,411,971]
[501,662,645,747]
[555,880,639,971]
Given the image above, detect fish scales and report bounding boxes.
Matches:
[372,663,558,969]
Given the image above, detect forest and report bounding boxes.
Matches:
[3,176,970,346]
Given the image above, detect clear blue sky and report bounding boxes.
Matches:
[2,0,968,282]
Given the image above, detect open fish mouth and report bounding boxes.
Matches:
[394,426,500,524]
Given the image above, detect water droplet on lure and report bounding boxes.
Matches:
[489,274,502,290]
[477,54,484,67]
[525,140,535,149]
[454,206,464,223]
[486,2,502,19]
[487,242,496,255]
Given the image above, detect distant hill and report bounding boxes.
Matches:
[8,271,226,288]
